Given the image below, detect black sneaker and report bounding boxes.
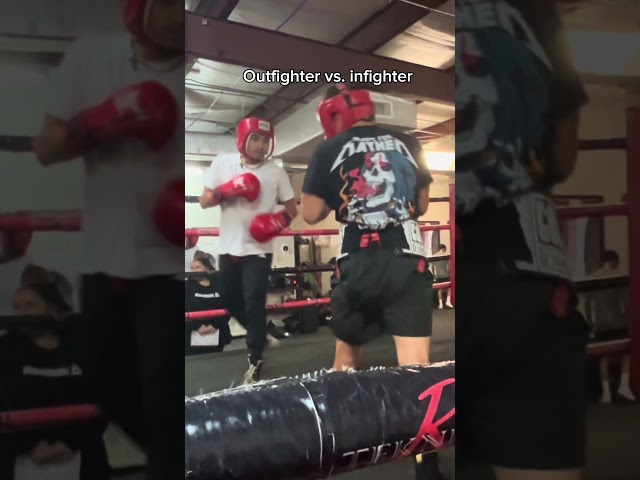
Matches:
[267,321,291,339]
[243,358,263,385]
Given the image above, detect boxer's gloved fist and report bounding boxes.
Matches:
[152,178,184,247]
[249,210,292,243]
[69,81,179,151]
[218,173,261,202]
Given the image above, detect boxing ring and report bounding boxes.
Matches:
[184,183,456,332]
[1,106,639,476]
[0,185,457,478]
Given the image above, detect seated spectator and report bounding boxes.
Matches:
[0,281,110,480]
[586,250,636,402]
[431,244,452,309]
[185,257,231,355]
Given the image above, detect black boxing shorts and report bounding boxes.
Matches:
[330,249,433,346]
[456,257,589,470]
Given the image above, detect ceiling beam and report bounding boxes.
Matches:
[339,0,447,53]
[246,0,450,122]
[416,117,455,137]
[186,0,240,74]
[195,0,239,18]
[185,12,454,104]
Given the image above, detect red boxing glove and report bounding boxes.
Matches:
[218,173,260,202]
[152,178,184,247]
[70,81,179,150]
[249,210,292,243]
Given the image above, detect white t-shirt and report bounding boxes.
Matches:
[203,153,295,256]
[44,34,183,278]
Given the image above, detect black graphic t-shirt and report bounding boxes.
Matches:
[456,0,588,270]
[506,0,588,117]
[305,125,431,223]
[185,274,225,313]
[456,0,588,215]
[303,126,432,254]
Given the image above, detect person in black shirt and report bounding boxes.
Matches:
[185,256,231,355]
[0,282,109,480]
[301,83,434,370]
[455,1,590,478]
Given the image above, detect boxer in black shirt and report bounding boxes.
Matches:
[455,1,589,478]
[301,83,435,370]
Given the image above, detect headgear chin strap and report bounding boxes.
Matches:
[123,0,151,43]
[316,84,375,139]
[236,117,276,160]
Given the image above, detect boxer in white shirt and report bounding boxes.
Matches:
[200,117,297,384]
[33,2,184,479]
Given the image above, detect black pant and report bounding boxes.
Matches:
[81,274,183,480]
[218,254,272,363]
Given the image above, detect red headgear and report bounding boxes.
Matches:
[123,0,153,45]
[316,84,375,139]
[236,117,275,159]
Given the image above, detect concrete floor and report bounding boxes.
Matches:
[185,310,455,396]
[181,309,640,480]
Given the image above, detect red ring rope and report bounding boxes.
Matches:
[556,204,628,220]
[0,404,101,430]
[185,223,450,237]
[185,281,453,321]
[587,339,630,358]
[0,211,80,231]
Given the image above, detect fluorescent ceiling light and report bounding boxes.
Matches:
[424,151,454,172]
